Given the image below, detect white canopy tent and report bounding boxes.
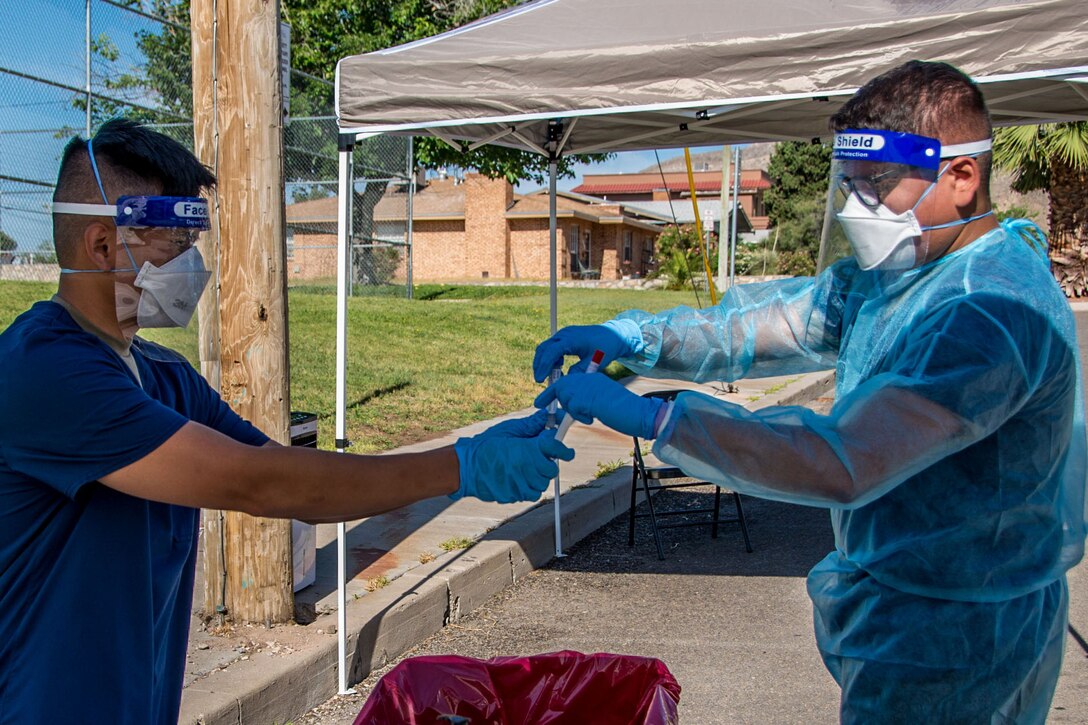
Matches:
[329,0,1088,693]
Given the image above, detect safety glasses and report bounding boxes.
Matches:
[837,168,905,211]
[126,226,203,254]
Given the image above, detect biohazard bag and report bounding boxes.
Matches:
[354,650,681,724]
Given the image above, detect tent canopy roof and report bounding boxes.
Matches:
[336,0,1088,155]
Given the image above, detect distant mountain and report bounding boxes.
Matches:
[640,143,774,173]
[990,168,1049,232]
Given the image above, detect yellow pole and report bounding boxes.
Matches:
[683,148,718,305]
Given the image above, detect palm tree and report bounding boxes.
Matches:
[993,122,1088,297]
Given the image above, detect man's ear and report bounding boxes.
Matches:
[946,157,982,208]
[82,221,116,271]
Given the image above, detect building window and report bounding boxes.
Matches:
[286,228,295,259]
[623,230,633,263]
[569,224,580,273]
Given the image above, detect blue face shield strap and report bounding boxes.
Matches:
[55,137,209,274]
[56,138,140,275]
[87,138,109,205]
[913,138,996,232]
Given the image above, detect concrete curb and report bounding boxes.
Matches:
[181,371,833,724]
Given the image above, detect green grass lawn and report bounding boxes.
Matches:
[0,281,702,452]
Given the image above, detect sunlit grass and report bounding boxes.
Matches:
[0,280,701,452]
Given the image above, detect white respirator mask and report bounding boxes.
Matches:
[129,244,211,328]
[835,193,925,270]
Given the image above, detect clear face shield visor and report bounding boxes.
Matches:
[54,195,213,330]
[54,195,209,259]
[816,129,992,273]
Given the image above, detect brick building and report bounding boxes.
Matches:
[285,174,667,283]
[572,164,772,232]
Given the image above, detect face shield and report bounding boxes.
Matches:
[816,129,993,273]
[55,195,212,333]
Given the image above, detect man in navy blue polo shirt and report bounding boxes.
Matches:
[0,119,572,723]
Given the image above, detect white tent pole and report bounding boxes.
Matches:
[335,136,355,696]
[718,145,729,289]
[729,146,740,288]
[406,137,414,299]
[548,151,564,557]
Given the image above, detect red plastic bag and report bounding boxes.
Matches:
[354,650,681,724]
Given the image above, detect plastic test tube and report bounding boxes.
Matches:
[554,349,605,442]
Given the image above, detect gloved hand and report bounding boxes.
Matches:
[532,320,643,383]
[535,373,666,440]
[452,413,575,503]
[475,408,562,439]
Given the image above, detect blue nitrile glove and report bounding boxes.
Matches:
[531,319,643,383]
[452,415,575,503]
[534,373,666,440]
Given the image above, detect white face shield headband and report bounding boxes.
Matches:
[53,139,212,334]
[817,129,993,273]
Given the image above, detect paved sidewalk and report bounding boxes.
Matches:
[179,370,834,724]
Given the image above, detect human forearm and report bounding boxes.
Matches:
[615,277,836,383]
[655,386,969,508]
[102,421,458,519]
[244,444,458,520]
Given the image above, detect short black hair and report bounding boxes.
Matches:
[830,60,992,192]
[52,118,216,265]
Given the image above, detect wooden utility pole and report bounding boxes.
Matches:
[191,0,294,624]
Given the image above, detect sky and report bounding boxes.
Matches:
[0,1,694,250]
[516,149,688,195]
[1,0,162,251]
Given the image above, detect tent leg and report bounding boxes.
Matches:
[335,137,356,696]
[730,146,740,288]
[406,137,414,299]
[548,155,565,558]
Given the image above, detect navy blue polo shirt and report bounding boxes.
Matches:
[0,301,268,723]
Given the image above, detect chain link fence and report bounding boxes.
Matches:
[0,0,412,294]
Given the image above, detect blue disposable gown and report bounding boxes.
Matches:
[613,221,1086,722]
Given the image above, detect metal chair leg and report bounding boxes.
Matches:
[734,493,753,553]
[711,485,722,539]
[642,475,666,560]
[627,465,638,547]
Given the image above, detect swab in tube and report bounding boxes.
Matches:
[554,349,605,442]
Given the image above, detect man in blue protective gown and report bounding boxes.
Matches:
[535,61,1086,723]
[0,119,571,724]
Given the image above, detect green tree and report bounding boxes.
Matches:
[0,230,16,253]
[764,140,832,227]
[993,122,1088,296]
[282,0,610,184]
[30,240,57,264]
[69,1,191,132]
[763,141,831,275]
[81,0,607,185]
[651,224,717,291]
